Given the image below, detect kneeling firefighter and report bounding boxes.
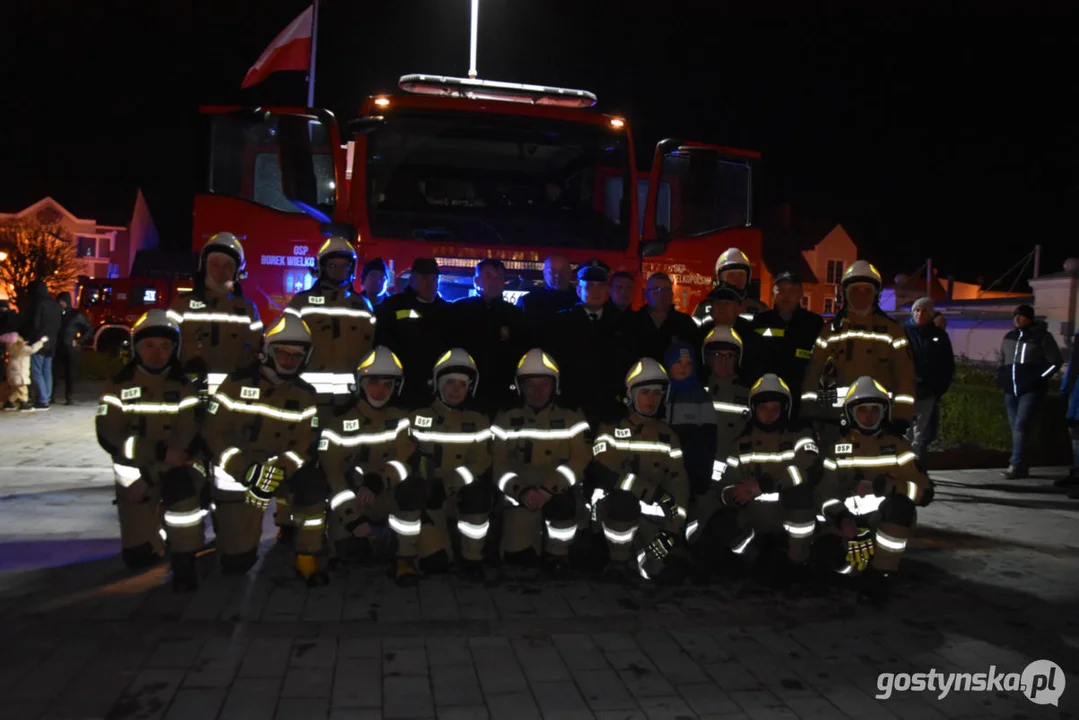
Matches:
[814,376,931,604]
[95,310,205,590]
[399,349,495,583]
[592,358,691,584]
[492,349,592,575]
[202,314,322,582]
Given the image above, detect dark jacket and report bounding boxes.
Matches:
[997,321,1062,396]
[517,286,577,351]
[374,287,455,409]
[453,295,528,417]
[749,307,824,408]
[629,307,701,365]
[549,304,636,425]
[903,317,956,400]
[663,343,717,496]
[21,281,62,357]
[57,292,92,350]
[1063,334,1079,424]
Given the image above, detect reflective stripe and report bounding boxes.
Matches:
[755,327,785,337]
[176,312,255,325]
[739,450,796,463]
[823,458,838,470]
[491,421,590,441]
[214,392,318,423]
[639,500,667,518]
[323,418,410,446]
[282,451,304,470]
[218,446,241,472]
[301,372,356,395]
[755,493,780,502]
[821,330,899,346]
[732,529,755,554]
[713,401,748,414]
[637,550,651,580]
[711,459,727,481]
[893,394,915,405]
[726,455,741,467]
[787,465,803,486]
[100,394,200,414]
[619,473,637,491]
[906,480,920,501]
[555,464,577,486]
[498,472,518,493]
[389,515,421,536]
[412,428,492,444]
[164,508,208,527]
[455,466,475,485]
[457,519,489,539]
[291,306,373,320]
[213,465,246,492]
[545,521,577,542]
[685,519,700,541]
[875,530,907,551]
[835,452,916,468]
[1042,364,1057,378]
[794,437,817,453]
[113,463,141,487]
[831,386,850,408]
[330,490,356,510]
[820,498,844,515]
[386,460,409,482]
[207,373,228,395]
[165,310,184,325]
[595,434,674,455]
[892,337,908,349]
[845,494,885,515]
[783,520,816,538]
[801,391,818,401]
[296,515,324,528]
[250,320,263,332]
[669,448,684,459]
[602,524,637,544]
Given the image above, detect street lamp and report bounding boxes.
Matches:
[0,251,7,262]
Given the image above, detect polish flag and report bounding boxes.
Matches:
[242,5,314,89]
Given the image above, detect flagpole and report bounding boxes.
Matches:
[306,0,319,107]
[468,0,479,78]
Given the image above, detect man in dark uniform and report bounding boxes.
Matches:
[694,283,757,384]
[375,258,454,409]
[749,272,824,419]
[453,259,527,417]
[517,254,577,348]
[549,262,634,425]
[630,272,700,363]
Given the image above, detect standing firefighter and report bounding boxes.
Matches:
[592,359,691,584]
[702,326,752,478]
[202,314,322,582]
[493,349,592,575]
[281,237,376,538]
[689,374,819,584]
[318,346,415,582]
[167,232,263,395]
[95,310,204,590]
[403,349,495,582]
[693,247,765,322]
[801,261,916,441]
[815,376,931,604]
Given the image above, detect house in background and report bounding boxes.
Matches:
[0,189,160,284]
[759,203,859,315]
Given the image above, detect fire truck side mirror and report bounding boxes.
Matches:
[278,114,326,221]
[348,116,386,135]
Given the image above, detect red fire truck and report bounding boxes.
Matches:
[196,74,763,322]
[77,276,191,353]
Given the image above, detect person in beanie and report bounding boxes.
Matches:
[903,297,955,463]
[360,258,389,311]
[996,304,1062,479]
[663,342,718,497]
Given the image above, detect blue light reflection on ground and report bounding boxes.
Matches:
[0,539,119,572]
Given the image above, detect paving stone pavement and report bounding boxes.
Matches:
[1,397,1078,719]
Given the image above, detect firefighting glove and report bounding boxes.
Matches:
[845,527,875,573]
[657,491,677,517]
[645,532,677,561]
[818,386,838,409]
[244,463,285,510]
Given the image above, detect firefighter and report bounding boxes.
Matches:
[96,310,204,591]
[202,314,322,582]
[281,237,376,539]
[688,374,820,583]
[592,358,690,584]
[749,271,824,418]
[692,283,757,378]
[167,232,262,396]
[815,376,931,604]
[692,247,765,324]
[318,346,415,581]
[702,326,752,483]
[404,349,495,582]
[801,261,916,444]
[493,349,592,575]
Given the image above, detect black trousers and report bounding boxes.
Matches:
[52,348,78,402]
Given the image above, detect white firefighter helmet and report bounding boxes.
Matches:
[356,345,405,397]
[199,232,246,276]
[262,313,313,378]
[315,236,357,282]
[843,375,892,432]
[749,373,793,420]
[841,260,883,293]
[131,309,181,367]
[433,348,479,399]
[714,247,751,284]
[702,325,744,366]
[624,357,669,416]
[515,348,560,395]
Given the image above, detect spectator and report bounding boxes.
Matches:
[359,257,389,311]
[663,342,717,496]
[0,299,18,382]
[21,281,62,411]
[996,304,1062,479]
[609,271,636,314]
[54,291,91,405]
[1,332,47,412]
[516,254,577,348]
[904,298,955,463]
[630,273,700,364]
[1057,332,1079,494]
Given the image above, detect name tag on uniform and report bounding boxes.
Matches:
[121,387,141,400]
[343,419,360,432]
[308,295,325,305]
[318,438,329,451]
[189,300,206,309]
[834,443,853,455]
[593,441,608,456]
[208,401,220,415]
[803,441,818,454]
[97,403,109,416]
[614,428,631,439]
[796,348,812,359]
[415,416,433,428]
[311,416,319,429]
[240,387,260,400]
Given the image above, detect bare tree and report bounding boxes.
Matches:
[0,219,81,310]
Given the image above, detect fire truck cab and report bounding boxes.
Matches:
[77,276,190,353]
[196,74,761,321]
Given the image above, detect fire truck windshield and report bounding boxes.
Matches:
[365,111,631,250]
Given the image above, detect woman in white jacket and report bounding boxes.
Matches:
[2,332,48,411]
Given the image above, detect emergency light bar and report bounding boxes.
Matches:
[398,74,597,108]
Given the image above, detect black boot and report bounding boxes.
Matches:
[276,524,296,547]
[458,559,486,583]
[220,549,258,575]
[121,542,162,570]
[171,552,199,593]
[542,553,571,580]
[858,566,891,605]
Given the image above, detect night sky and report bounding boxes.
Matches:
[3,0,1076,284]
